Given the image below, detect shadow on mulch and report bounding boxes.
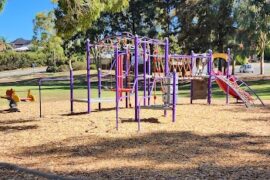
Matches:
[121,117,160,124]
[19,131,270,159]
[1,162,270,179]
[243,117,270,122]
[62,112,90,116]
[0,125,38,132]
[62,164,270,179]
[0,162,75,180]
[16,131,270,178]
[0,119,37,125]
[221,105,269,114]
[62,107,128,116]
[0,110,19,114]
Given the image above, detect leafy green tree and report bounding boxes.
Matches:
[0,0,6,13]
[53,0,129,39]
[82,0,161,38]
[174,0,235,54]
[0,36,12,50]
[33,12,55,47]
[234,0,270,74]
[33,11,65,67]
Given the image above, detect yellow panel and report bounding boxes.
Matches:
[212,53,228,61]
[12,94,20,102]
[28,95,35,102]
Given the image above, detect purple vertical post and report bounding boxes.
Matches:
[70,67,74,114]
[148,47,151,106]
[134,35,139,126]
[39,79,42,118]
[207,50,213,105]
[98,68,101,110]
[172,70,176,122]
[115,45,119,130]
[125,49,129,108]
[164,38,169,117]
[190,51,194,104]
[164,37,169,75]
[143,42,147,106]
[226,48,230,105]
[86,39,91,113]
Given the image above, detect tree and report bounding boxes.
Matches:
[234,0,270,74]
[33,11,65,67]
[0,0,6,13]
[0,36,12,50]
[53,0,129,39]
[174,0,235,54]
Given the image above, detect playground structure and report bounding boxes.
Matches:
[65,33,264,131]
[29,32,264,130]
[69,33,179,131]
[0,89,35,112]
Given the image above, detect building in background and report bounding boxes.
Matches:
[11,38,32,51]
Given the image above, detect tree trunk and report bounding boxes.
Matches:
[260,50,264,75]
[232,58,235,75]
[259,32,266,75]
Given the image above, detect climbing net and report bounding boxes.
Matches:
[169,56,192,78]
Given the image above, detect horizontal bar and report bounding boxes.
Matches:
[73,98,114,103]
[139,40,165,45]
[90,44,115,48]
[170,55,192,59]
[140,105,172,110]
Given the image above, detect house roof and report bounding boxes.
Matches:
[11,38,31,45]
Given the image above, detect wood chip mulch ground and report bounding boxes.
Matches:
[0,98,269,179]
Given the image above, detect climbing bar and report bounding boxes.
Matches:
[170,55,192,59]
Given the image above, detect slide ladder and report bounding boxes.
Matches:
[215,75,264,107]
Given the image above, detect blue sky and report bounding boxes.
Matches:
[0,0,55,42]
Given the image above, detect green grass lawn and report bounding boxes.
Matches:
[0,73,269,103]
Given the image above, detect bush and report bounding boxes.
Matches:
[235,55,248,65]
[0,51,47,71]
[90,64,96,70]
[46,66,58,72]
[46,64,70,72]
[58,64,70,72]
[69,61,96,71]
[72,61,87,71]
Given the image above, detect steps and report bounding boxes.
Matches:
[216,75,264,107]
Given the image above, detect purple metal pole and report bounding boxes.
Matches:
[115,45,119,130]
[70,68,74,114]
[86,39,91,113]
[190,51,194,104]
[148,48,151,106]
[39,79,42,118]
[226,48,230,105]
[143,42,147,106]
[172,71,176,122]
[164,38,169,117]
[125,49,128,108]
[208,50,213,105]
[98,68,101,110]
[134,35,139,127]
[164,37,169,75]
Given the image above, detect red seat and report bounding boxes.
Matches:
[111,88,132,93]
